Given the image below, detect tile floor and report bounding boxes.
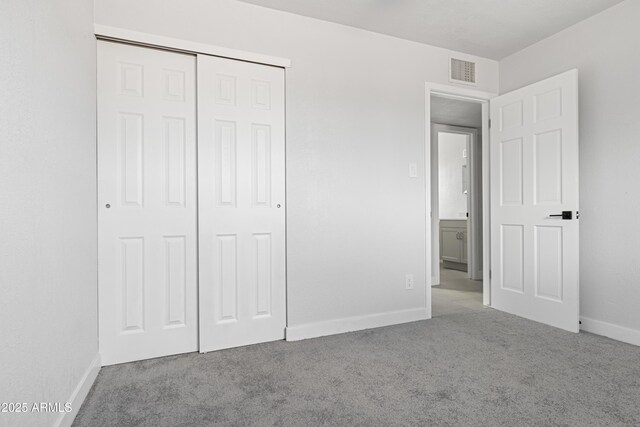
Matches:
[432,265,484,317]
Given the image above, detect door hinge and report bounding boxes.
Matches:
[489,269,492,279]
[488,119,492,129]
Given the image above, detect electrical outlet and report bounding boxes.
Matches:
[405,274,414,290]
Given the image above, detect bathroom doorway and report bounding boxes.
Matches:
[430,96,484,316]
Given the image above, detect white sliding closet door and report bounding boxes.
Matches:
[197,54,286,352]
[97,41,198,365]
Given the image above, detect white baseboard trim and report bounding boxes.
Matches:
[54,354,101,427]
[580,317,640,347]
[285,308,429,341]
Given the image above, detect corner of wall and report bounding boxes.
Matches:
[54,354,101,427]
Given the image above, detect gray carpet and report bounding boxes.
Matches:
[74,270,640,426]
[74,305,640,426]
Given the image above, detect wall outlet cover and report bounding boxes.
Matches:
[405,274,414,290]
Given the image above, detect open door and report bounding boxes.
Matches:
[490,69,579,332]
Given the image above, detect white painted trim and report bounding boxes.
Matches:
[469,126,482,282]
[429,122,440,288]
[426,82,496,101]
[580,317,640,347]
[425,82,497,310]
[424,92,433,317]
[285,308,429,341]
[54,354,101,427]
[94,24,291,68]
[481,103,491,306]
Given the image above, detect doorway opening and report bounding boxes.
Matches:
[431,98,484,316]
[431,121,482,316]
[425,82,495,319]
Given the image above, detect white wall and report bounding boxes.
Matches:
[0,1,98,426]
[438,133,468,219]
[95,0,498,332]
[500,0,640,340]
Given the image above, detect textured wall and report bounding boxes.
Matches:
[0,1,97,425]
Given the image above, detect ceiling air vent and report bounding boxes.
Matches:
[449,58,477,86]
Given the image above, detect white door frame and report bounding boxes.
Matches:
[431,124,479,281]
[425,82,497,313]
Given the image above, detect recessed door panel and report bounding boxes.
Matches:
[217,234,238,323]
[119,113,144,207]
[120,237,145,332]
[500,100,523,130]
[215,120,237,207]
[535,226,563,302]
[500,225,524,293]
[252,125,272,207]
[500,138,523,206]
[534,88,562,122]
[164,235,187,327]
[163,117,187,207]
[253,233,273,318]
[534,130,563,205]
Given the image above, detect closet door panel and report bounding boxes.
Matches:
[98,41,198,365]
[197,55,286,352]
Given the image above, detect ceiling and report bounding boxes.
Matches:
[236,0,624,59]
[431,96,481,128]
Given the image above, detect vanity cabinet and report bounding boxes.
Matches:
[440,219,467,271]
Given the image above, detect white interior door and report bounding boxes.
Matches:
[197,54,286,352]
[98,41,198,365]
[490,69,579,332]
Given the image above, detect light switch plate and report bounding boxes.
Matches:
[408,163,418,178]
